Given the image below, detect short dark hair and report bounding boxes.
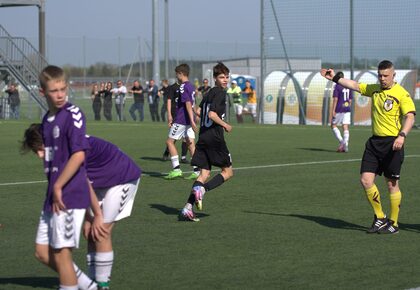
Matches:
[213,62,229,78]
[175,63,190,76]
[378,60,394,70]
[336,71,344,78]
[21,123,43,154]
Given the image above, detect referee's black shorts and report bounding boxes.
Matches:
[360,136,404,180]
[191,143,232,170]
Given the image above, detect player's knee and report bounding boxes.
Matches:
[198,171,210,182]
[360,176,373,189]
[386,179,398,192]
[34,250,48,265]
[185,138,193,146]
[222,168,233,180]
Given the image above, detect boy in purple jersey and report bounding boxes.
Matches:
[181,62,234,222]
[22,124,142,290]
[164,64,200,180]
[331,71,353,152]
[34,65,97,290]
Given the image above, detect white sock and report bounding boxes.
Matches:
[343,130,349,145]
[59,285,78,290]
[171,155,180,169]
[73,262,97,290]
[332,127,343,143]
[95,251,114,284]
[185,203,193,210]
[86,252,96,280]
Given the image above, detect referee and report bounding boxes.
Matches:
[321,60,416,234]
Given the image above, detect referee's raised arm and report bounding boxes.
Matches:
[320,68,361,93]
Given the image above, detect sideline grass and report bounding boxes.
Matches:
[1,120,420,289]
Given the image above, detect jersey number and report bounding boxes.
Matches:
[342,88,350,102]
[201,102,213,128]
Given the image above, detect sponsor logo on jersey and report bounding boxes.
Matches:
[53,125,60,139]
[44,146,54,162]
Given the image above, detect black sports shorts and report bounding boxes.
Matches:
[191,143,232,170]
[360,136,404,180]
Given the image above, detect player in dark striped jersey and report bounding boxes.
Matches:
[180,62,234,221]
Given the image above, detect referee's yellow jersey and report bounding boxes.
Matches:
[359,83,416,137]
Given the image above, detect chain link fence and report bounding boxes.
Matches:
[261,0,419,125]
[2,1,419,124]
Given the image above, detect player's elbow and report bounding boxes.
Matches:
[208,111,218,120]
[406,112,416,120]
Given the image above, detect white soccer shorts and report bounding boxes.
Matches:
[233,103,243,115]
[94,178,140,223]
[168,123,195,141]
[35,209,86,249]
[245,103,257,117]
[332,112,351,125]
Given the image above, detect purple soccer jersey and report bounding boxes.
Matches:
[85,136,141,188]
[174,81,195,125]
[333,84,353,113]
[41,103,90,212]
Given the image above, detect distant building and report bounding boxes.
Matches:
[201,57,322,84]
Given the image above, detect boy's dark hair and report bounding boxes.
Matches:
[175,64,190,77]
[21,123,43,154]
[213,62,229,78]
[39,65,67,90]
[378,60,394,70]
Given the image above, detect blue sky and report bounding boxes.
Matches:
[0,0,261,65]
[0,1,260,42]
[0,0,418,66]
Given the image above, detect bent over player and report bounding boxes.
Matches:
[22,124,141,290]
[181,62,234,221]
[321,60,416,234]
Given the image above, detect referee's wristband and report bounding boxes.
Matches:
[332,74,342,83]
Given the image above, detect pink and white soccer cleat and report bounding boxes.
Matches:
[193,186,205,211]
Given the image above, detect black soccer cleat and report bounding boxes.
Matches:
[366,215,388,234]
[377,220,399,235]
[180,157,189,164]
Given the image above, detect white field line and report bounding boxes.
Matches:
[2,155,420,187]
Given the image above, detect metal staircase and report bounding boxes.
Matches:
[0,24,48,112]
